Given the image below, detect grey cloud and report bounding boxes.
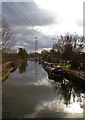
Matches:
[13,27,53,51]
[2,1,56,51]
[2,2,56,27]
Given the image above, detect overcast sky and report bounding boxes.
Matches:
[2,0,84,52]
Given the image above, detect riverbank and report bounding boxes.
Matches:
[64,70,85,89]
[41,60,85,82]
[2,59,23,82]
[61,66,85,80]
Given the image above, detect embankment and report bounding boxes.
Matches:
[65,70,85,89]
[2,59,23,82]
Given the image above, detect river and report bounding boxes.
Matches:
[2,60,85,118]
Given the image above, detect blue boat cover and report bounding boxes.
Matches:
[54,67,61,70]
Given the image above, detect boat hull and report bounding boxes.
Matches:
[48,70,64,81]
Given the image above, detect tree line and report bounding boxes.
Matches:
[41,34,85,71]
[1,19,85,71]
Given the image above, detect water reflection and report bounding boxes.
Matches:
[49,78,84,115]
[2,60,85,118]
[18,60,28,73]
[34,61,38,77]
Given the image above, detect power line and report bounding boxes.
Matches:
[11,2,29,25]
[2,2,44,49]
[2,3,21,24]
[19,2,37,26]
[11,2,36,27]
[11,2,36,37]
[3,2,36,37]
[23,2,41,26]
[2,12,18,27]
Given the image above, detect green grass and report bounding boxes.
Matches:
[2,71,9,82]
[64,68,85,80]
[57,63,69,66]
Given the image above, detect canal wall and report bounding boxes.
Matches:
[65,71,85,89]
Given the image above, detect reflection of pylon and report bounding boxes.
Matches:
[35,37,38,53]
[35,62,38,78]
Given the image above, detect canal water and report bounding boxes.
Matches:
[2,60,85,118]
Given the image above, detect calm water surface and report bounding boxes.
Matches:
[2,60,85,118]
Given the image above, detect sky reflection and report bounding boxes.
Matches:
[3,61,85,118]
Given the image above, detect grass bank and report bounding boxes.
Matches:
[2,59,23,82]
[61,66,85,80]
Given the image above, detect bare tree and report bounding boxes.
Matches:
[53,34,85,53]
[1,19,15,49]
[53,35,65,53]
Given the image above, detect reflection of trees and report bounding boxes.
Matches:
[50,79,84,106]
[18,60,28,73]
[11,67,17,73]
[61,81,72,105]
[72,86,83,103]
